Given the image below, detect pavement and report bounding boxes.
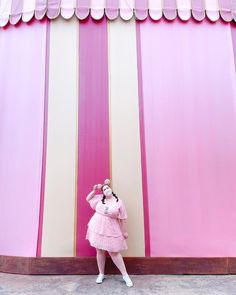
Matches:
[0,273,236,294]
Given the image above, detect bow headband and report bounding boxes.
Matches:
[97,179,111,190]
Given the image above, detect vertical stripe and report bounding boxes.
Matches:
[41,16,78,257]
[136,21,151,257]
[139,18,236,257]
[0,19,47,256]
[231,23,236,72]
[36,19,50,257]
[108,18,145,257]
[76,16,109,257]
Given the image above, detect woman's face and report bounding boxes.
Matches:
[102,185,112,197]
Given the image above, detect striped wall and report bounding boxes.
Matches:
[0,16,236,258]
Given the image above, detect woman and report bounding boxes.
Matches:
[85,179,133,287]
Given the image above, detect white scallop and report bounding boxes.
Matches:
[148,0,163,20]
[119,0,134,20]
[22,0,36,22]
[61,0,76,19]
[90,0,105,19]
[177,0,191,20]
[0,0,11,27]
[205,0,220,21]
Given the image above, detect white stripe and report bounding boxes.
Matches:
[41,16,78,257]
[91,0,106,19]
[0,0,11,27]
[177,0,191,10]
[205,0,220,21]
[177,0,191,20]
[61,0,77,9]
[148,0,163,20]
[119,0,135,20]
[22,0,36,12]
[22,0,36,22]
[205,0,219,10]
[108,17,145,257]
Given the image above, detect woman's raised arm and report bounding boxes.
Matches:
[86,185,98,202]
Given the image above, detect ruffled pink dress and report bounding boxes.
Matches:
[85,194,128,252]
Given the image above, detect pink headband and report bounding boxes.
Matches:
[97,179,111,190]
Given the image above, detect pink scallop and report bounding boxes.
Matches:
[35,9,47,20]
[191,9,205,21]
[47,8,61,19]
[105,8,119,19]
[75,7,90,19]
[163,9,177,20]
[10,13,22,25]
[220,10,233,22]
[135,9,148,20]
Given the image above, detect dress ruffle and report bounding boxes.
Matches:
[86,227,128,252]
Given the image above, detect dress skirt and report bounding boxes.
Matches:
[86,227,128,252]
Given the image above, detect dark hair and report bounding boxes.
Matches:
[101,184,119,204]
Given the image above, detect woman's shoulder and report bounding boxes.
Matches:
[117,197,124,206]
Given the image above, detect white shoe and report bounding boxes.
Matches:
[122,274,133,287]
[96,273,105,284]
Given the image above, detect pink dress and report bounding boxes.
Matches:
[85,194,128,252]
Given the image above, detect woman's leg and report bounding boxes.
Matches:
[108,251,128,275]
[96,248,106,274]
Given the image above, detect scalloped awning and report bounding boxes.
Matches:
[0,0,235,27]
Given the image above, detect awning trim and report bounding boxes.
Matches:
[1,0,236,27]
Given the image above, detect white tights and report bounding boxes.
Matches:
[96,248,128,276]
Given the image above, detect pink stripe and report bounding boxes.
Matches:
[231,23,236,72]
[135,0,148,20]
[47,0,61,18]
[10,0,23,24]
[136,22,151,257]
[36,19,50,257]
[139,18,236,257]
[76,0,90,19]
[76,16,110,256]
[219,0,233,21]
[35,0,47,19]
[163,0,177,20]
[232,0,236,21]
[0,19,48,257]
[191,0,205,21]
[105,0,119,19]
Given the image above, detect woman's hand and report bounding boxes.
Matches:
[119,219,128,239]
[93,184,102,191]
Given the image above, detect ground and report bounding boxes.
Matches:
[0,273,236,294]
